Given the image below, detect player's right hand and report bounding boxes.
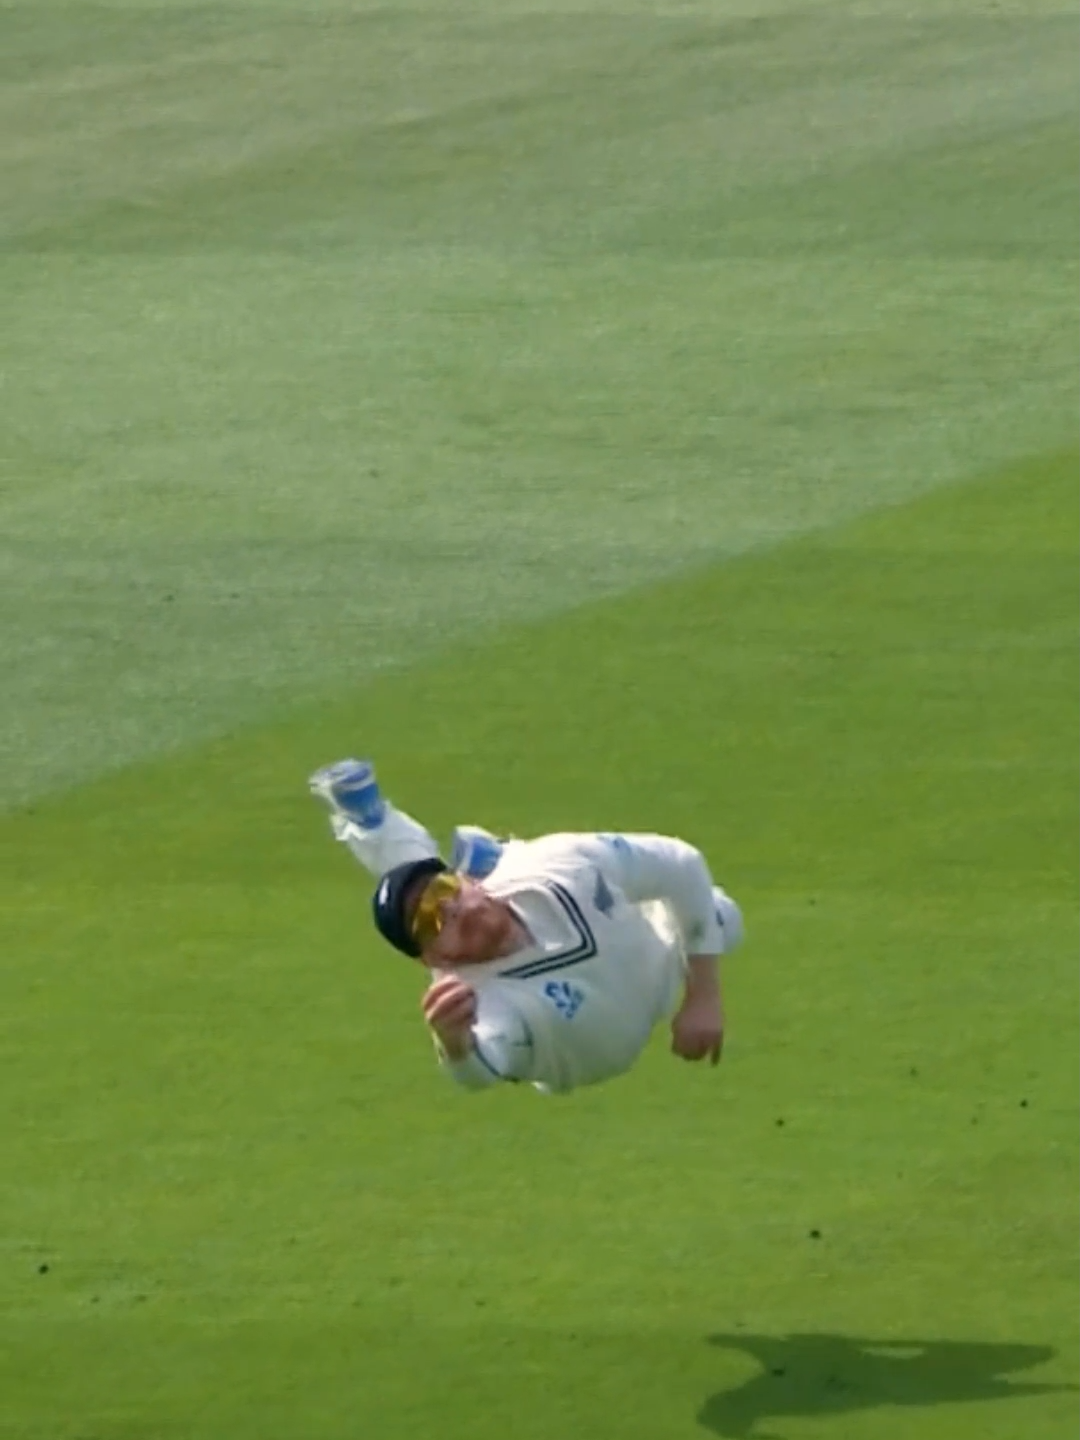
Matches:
[421,976,478,1060]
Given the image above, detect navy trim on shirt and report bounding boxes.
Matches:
[500,881,598,980]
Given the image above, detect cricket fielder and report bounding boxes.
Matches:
[309,759,744,1095]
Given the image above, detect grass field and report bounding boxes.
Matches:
[2,2,1078,1438]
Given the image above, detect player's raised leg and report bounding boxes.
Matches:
[309,758,439,876]
[448,824,505,880]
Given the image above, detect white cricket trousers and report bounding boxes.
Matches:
[331,805,440,878]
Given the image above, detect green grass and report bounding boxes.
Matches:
[2,451,1077,1439]
[2,0,1076,804]
[2,2,1077,1436]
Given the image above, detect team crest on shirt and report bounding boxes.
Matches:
[593,870,615,917]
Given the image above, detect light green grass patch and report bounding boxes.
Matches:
[2,1,1076,804]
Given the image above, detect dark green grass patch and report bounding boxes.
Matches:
[2,452,1077,1439]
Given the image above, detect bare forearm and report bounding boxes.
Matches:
[671,954,725,1065]
[685,953,721,1002]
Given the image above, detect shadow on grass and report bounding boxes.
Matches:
[698,1333,1074,1438]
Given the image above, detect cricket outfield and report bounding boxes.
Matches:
[1,2,1077,1437]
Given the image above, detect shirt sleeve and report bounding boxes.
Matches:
[436,992,536,1091]
[576,831,727,957]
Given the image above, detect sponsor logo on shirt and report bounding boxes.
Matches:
[544,980,585,1020]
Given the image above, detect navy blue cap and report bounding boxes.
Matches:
[372,856,449,957]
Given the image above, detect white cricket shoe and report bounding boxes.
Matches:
[308,758,386,829]
[449,824,505,879]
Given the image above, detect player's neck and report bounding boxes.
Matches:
[495,903,532,959]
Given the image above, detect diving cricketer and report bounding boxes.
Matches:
[309,759,744,1095]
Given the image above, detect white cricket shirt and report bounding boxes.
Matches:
[436,832,729,1095]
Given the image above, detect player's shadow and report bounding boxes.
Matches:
[698,1332,1074,1439]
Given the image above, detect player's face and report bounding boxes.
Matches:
[412,875,509,967]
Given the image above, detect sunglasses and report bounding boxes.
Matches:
[410,871,465,948]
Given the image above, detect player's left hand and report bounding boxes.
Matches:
[670,994,724,1066]
[422,976,478,1061]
